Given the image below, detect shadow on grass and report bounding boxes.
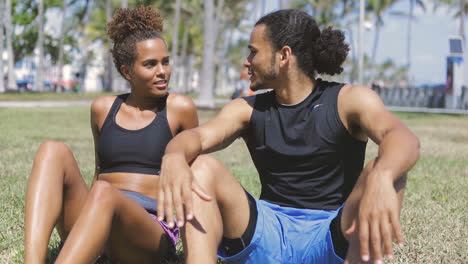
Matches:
[44,245,205,264]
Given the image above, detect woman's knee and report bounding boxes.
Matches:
[35,140,72,162]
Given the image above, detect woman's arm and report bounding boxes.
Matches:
[90,96,116,187]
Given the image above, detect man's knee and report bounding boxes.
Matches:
[190,154,222,186]
[88,180,116,209]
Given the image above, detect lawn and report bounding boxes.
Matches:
[0,105,466,263]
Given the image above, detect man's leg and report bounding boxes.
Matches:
[182,155,252,264]
[340,158,407,262]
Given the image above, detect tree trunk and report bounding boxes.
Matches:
[36,0,45,92]
[369,18,381,86]
[461,0,466,41]
[6,0,16,91]
[171,0,182,92]
[180,18,190,93]
[253,0,261,21]
[280,0,290,9]
[104,0,112,92]
[347,26,357,83]
[198,0,216,108]
[406,0,414,86]
[117,0,128,92]
[57,0,68,93]
[213,0,224,50]
[0,0,5,93]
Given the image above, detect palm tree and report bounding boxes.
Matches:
[405,0,425,85]
[366,0,398,86]
[460,0,466,40]
[0,0,5,93]
[280,0,291,9]
[56,0,68,92]
[198,0,223,108]
[437,0,467,40]
[35,0,45,92]
[104,0,112,92]
[5,0,16,91]
[171,0,182,92]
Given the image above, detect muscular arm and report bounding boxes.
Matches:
[159,98,253,226]
[340,85,420,181]
[164,97,252,163]
[339,85,420,263]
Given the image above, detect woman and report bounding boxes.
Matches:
[24,6,197,264]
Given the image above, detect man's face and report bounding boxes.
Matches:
[244,25,279,91]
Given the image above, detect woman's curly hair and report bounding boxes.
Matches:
[107,6,165,77]
[256,9,349,79]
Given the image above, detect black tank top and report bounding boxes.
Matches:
[244,79,367,210]
[98,93,173,175]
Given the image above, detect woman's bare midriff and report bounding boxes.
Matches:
[98,173,160,200]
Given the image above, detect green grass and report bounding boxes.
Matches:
[0,107,466,263]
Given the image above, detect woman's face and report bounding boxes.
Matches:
[126,38,171,98]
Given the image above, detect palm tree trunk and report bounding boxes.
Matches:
[104,0,112,92]
[369,20,381,86]
[36,0,45,92]
[6,0,16,91]
[171,0,182,92]
[0,0,5,93]
[213,0,224,46]
[57,0,67,92]
[180,18,190,93]
[406,0,414,86]
[461,0,466,40]
[199,0,216,108]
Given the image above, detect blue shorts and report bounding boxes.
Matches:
[218,199,344,263]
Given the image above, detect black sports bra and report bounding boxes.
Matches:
[97,93,173,175]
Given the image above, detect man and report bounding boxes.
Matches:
[158,9,420,264]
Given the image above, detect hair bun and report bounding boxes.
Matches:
[314,27,349,76]
[107,6,163,43]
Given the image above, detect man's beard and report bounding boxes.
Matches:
[250,55,278,91]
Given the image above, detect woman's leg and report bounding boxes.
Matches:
[55,180,172,264]
[24,140,89,264]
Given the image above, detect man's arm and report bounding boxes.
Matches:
[158,98,253,228]
[339,85,420,263]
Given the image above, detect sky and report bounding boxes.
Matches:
[262,1,467,86]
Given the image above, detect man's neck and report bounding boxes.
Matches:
[274,72,316,105]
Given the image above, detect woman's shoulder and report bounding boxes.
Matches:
[90,95,119,126]
[166,93,197,114]
[91,95,118,114]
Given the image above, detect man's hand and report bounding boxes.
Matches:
[345,174,404,264]
[157,153,212,228]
